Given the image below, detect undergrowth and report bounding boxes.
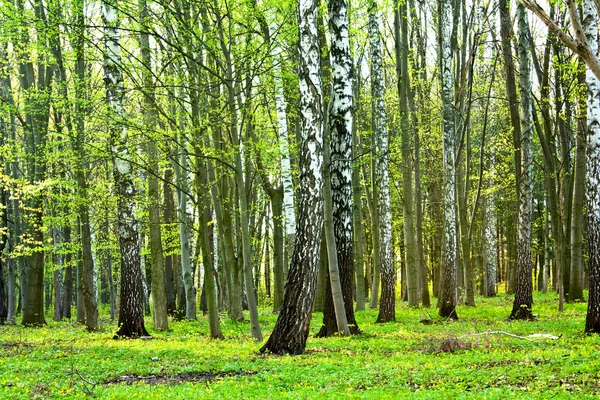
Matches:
[0,292,598,399]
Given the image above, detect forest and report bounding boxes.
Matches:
[1,0,600,397]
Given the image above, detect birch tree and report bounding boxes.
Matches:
[438,0,458,320]
[317,0,360,337]
[583,0,600,333]
[103,0,149,338]
[509,3,534,320]
[260,0,324,354]
[369,2,395,323]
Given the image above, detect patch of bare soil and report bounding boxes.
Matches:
[104,370,255,385]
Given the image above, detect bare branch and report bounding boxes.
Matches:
[520,0,600,80]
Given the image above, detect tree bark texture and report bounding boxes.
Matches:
[317,0,360,337]
[103,1,149,338]
[583,0,600,333]
[260,0,324,354]
[439,0,458,320]
[368,2,395,323]
[510,4,534,320]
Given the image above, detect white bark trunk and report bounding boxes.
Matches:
[583,0,600,332]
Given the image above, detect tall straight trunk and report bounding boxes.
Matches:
[583,0,600,333]
[197,160,223,339]
[570,66,586,302]
[19,0,53,327]
[318,0,359,337]
[139,0,167,331]
[499,0,521,297]
[210,3,261,340]
[409,0,430,307]
[61,226,73,320]
[352,71,367,311]
[319,126,350,337]
[260,0,324,354]
[439,0,458,319]
[269,17,297,276]
[0,157,7,323]
[510,4,534,320]
[395,0,418,307]
[163,167,177,315]
[484,151,497,297]
[368,145,381,309]
[368,2,394,323]
[175,135,196,321]
[103,0,149,338]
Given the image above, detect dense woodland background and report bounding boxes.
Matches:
[1,0,600,354]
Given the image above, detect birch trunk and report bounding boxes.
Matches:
[439,0,458,320]
[368,3,395,323]
[583,0,600,332]
[260,0,324,354]
[103,0,149,337]
[318,0,359,336]
[510,4,534,320]
[484,151,497,297]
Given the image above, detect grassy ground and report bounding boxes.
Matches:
[0,292,598,399]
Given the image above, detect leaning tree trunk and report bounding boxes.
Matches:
[510,4,534,320]
[583,0,600,333]
[317,0,360,337]
[439,0,458,320]
[368,2,395,323]
[260,0,324,354]
[103,0,149,338]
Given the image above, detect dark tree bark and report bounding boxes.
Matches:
[317,0,360,337]
[260,0,324,354]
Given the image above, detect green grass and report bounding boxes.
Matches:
[1,292,598,399]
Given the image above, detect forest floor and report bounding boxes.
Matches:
[0,292,597,399]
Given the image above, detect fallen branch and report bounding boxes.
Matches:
[457,331,561,341]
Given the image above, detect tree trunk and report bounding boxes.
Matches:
[103,0,149,338]
[317,0,359,337]
[139,0,168,331]
[439,0,458,320]
[510,4,534,320]
[260,0,324,354]
[583,0,600,333]
[368,2,395,323]
[570,66,586,302]
[395,0,418,308]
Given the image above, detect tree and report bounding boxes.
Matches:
[583,0,600,333]
[260,0,324,355]
[317,0,360,337]
[368,1,395,323]
[438,0,458,320]
[395,0,418,308]
[509,3,534,320]
[102,0,149,338]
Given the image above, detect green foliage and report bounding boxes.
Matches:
[1,292,598,399]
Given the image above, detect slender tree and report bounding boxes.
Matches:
[260,0,324,354]
[583,0,600,333]
[368,2,395,323]
[103,0,149,338]
[439,0,458,320]
[318,0,360,337]
[509,3,534,320]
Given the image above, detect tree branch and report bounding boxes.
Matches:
[520,0,600,80]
